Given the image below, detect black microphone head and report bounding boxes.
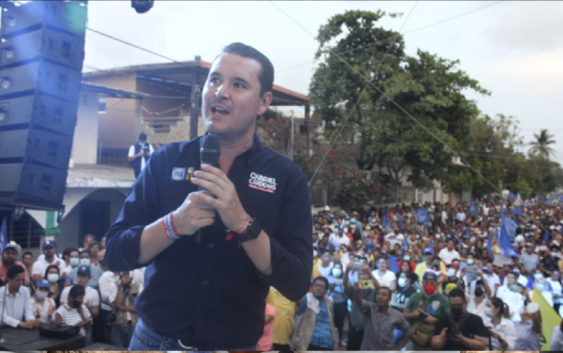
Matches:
[200,134,221,167]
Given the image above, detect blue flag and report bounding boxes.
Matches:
[464,226,470,239]
[0,217,7,253]
[544,229,550,245]
[400,230,409,257]
[499,213,519,257]
[388,255,400,274]
[382,212,391,233]
[396,213,403,231]
[512,206,523,216]
[508,191,517,202]
[416,208,430,226]
[468,200,478,215]
[547,197,554,206]
[487,228,494,260]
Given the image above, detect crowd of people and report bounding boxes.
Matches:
[2,195,563,351]
[273,196,563,351]
[0,234,143,348]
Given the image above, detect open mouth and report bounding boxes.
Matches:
[211,105,230,115]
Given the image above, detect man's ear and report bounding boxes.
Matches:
[257,91,273,116]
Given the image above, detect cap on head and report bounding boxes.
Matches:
[423,247,435,255]
[36,279,50,289]
[2,244,17,253]
[42,240,56,249]
[423,272,438,281]
[77,265,90,277]
[139,133,147,140]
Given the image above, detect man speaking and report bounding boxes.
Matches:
[105,43,313,351]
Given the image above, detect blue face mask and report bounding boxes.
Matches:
[345,221,350,225]
[80,259,90,266]
[70,258,79,267]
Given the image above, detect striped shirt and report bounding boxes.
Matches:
[55,303,91,336]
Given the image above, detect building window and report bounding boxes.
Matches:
[99,99,107,114]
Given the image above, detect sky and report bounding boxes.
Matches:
[80,1,563,163]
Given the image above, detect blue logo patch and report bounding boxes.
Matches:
[171,168,186,181]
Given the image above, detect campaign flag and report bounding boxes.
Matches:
[416,208,430,226]
[499,214,519,257]
[468,200,478,215]
[0,217,7,253]
[396,213,403,231]
[508,191,517,202]
[401,230,409,257]
[532,288,562,351]
[388,255,399,273]
[547,197,554,206]
[382,212,391,233]
[464,226,470,239]
[511,206,523,216]
[544,229,551,245]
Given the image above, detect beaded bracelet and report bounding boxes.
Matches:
[163,213,181,240]
[226,215,252,241]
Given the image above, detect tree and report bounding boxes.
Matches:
[309,10,489,200]
[529,129,556,159]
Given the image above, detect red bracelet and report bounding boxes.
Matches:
[169,212,180,236]
[226,215,252,241]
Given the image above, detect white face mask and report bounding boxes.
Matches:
[447,268,456,277]
[403,256,410,262]
[534,273,543,280]
[467,259,475,265]
[313,250,318,257]
[398,277,407,287]
[48,274,59,283]
[332,268,342,277]
[36,291,48,300]
[484,307,494,318]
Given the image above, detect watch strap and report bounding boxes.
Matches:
[238,218,261,242]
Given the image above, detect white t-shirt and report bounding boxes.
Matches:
[329,234,349,250]
[32,297,56,324]
[32,255,66,278]
[317,263,334,278]
[484,273,501,296]
[371,269,396,290]
[56,303,91,336]
[548,279,563,304]
[467,294,488,322]
[484,316,517,350]
[438,248,460,264]
[60,285,100,308]
[496,285,525,321]
[385,232,404,248]
[128,143,154,170]
[456,212,466,222]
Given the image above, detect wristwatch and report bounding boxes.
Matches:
[238,218,262,243]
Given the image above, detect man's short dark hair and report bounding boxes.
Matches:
[7,264,25,280]
[312,276,329,289]
[376,286,392,298]
[63,247,78,258]
[448,288,466,302]
[219,42,274,96]
[406,272,419,283]
[139,133,147,140]
[79,250,90,257]
[22,251,33,258]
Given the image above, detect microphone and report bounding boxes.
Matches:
[196,134,221,243]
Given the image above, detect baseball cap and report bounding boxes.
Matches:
[77,265,90,277]
[482,266,490,272]
[423,247,435,255]
[423,272,438,281]
[36,279,50,289]
[2,244,17,253]
[42,240,56,249]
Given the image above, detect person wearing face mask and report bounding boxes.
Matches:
[65,250,103,290]
[32,240,66,284]
[55,284,92,336]
[414,248,447,293]
[483,297,516,350]
[395,272,418,307]
[540,247,560,277]
[328,227,350,253]
[328,263,347,348]
[431,288,488,350]
[44,265,63,306]
[32,279,57,325]
[547,270,563,316]
[526,270,554,306]
[371,257,396,292]
[61,248,80,279]
[397,251,417,272]
[496,272,526,321]
[403,272,450,350]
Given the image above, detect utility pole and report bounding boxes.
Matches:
[190,58,201,139]
[289,110,294,161]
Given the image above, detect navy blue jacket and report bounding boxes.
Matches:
[105,133,312,348]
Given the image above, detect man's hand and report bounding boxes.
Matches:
[410,309,422,319]
[361,264,371,273]
[48,304,56,316]
[439,327,448,345]
[171,190,217,236]
[450,331,465,343]
[18,321,35,329]
[424,314,437,324]
[489,329,501,340]
[192,164,250,232]
[33,319,41,328]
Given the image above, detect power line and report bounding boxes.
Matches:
[277,1,504,73]
[269,1,503,193]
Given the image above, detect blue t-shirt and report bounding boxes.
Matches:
[298,296,333,349]
[65,265,103,290]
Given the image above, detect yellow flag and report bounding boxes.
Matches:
[532,287,562,351]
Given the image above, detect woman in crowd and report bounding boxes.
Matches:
[55,284,93,336]
[328,263,347,348]
[474,238,485,259]
[89,241,101,267]
[44,265,63,306]
[514,304,543,351]
[395,272,418,306]
[548,270,563,316]
[32,279,57,324]
[484,297,516,350]
[550,319,563,351]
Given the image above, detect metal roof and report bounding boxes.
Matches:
[81,81,147,99]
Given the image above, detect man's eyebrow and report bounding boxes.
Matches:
[232,76,250,85]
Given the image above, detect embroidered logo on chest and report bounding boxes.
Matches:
[248,172,276,194]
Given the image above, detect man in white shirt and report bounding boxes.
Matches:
[128,133,154,179]
[483,263,501,296]
[317,251,334,278]
[385,229,404,249]
[60,266,100,319]
[32,240,66,284]
[456,209,466,223]
[62,248,80,278]
[438,238,460,265]
[371,257,396,291]
[0,265,40,329]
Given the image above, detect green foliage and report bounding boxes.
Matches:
[529,129,556,159]
[337,170,383,211]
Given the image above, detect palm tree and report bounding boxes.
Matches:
[529,129,556,159]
